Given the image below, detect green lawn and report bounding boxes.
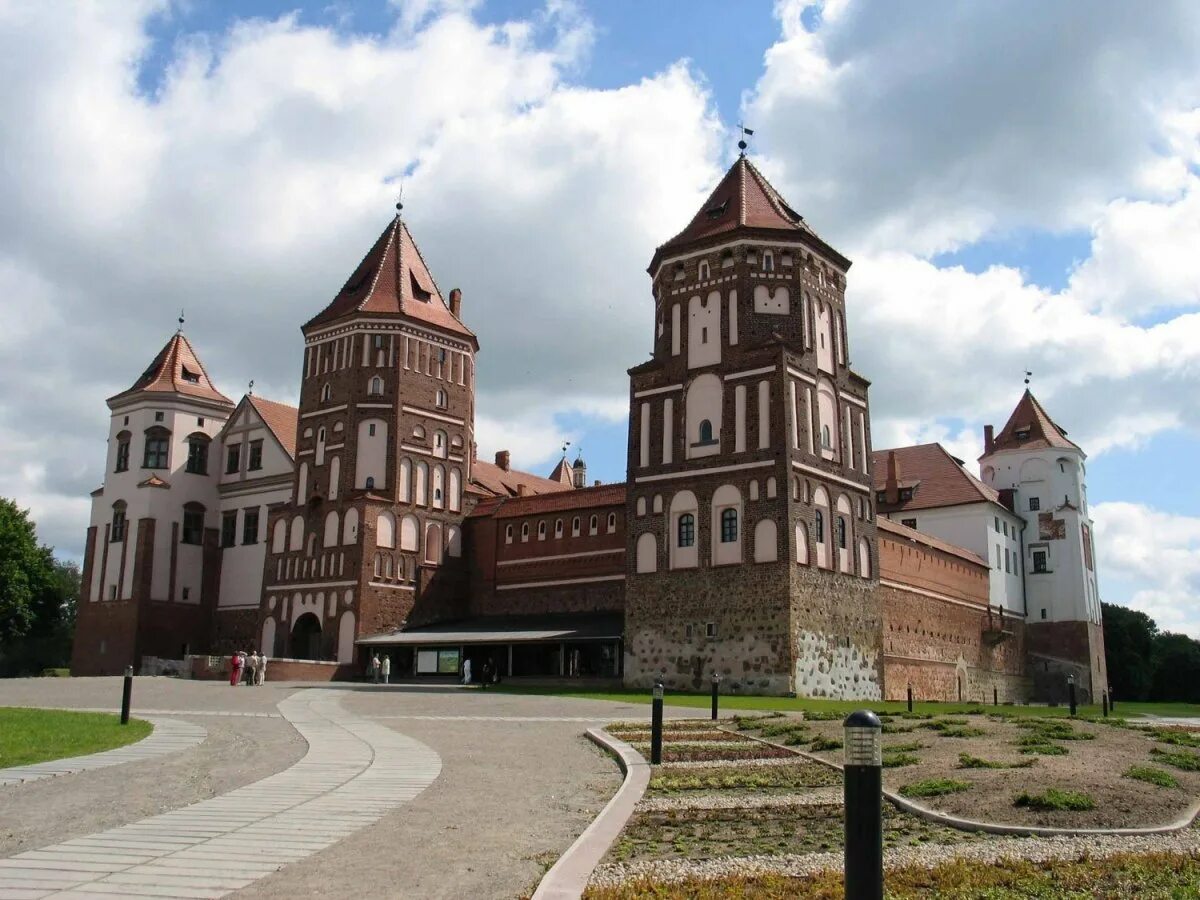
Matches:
[0,708,152,768]
[492,685,1200,720]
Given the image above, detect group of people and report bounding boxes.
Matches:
[229,650,267,686]
[369,654,392,684]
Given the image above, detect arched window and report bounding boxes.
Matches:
[143,427,170,469]
[607,512,617,533]
[321,383,332,402]
[636,497,646,516]
[505,524,514,544]
[369,376,383,396]
[821,424,832,450]
[323,510,339,548]
[373,553,381,578]
[273,518,287,553]
[114,431,131,473]
[342,508,358,545]
[110,502,127,543]
[521,522,529,542]
[555,519,563,538]
[815,509,825,544]
[720,508,738,543]
[365,476,375,490]
[432,465,444,509]
[589,514,599,535]
[400,515,419,552]
[449,468,461,512]
[837,516,847,549]
[538,521,547,540]
[677,513,695,548]
[435,389,448,409]
[698,260,710,280]
[636,533,658,573]
[572,516,581,537]
[433,430,447,459]
[698,419,714,443]
[289,515,304,551]
[754,519,778,563]
[425,523,443,564]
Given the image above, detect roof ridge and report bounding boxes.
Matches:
[400,220,448,311]
[360,217,398,316]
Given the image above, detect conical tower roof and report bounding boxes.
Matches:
[650,155,849,272]
[108,331,233,407]
[547,456,575,487]
[305,216,476,343]
[987,390,1080,456]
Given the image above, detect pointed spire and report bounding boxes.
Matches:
[109,331,233,407]
[985,390,1080,456]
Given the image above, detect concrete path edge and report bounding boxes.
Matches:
[531,728,649,900]
[728,725,1200,838]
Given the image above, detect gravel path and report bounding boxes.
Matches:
[637,789,842,812]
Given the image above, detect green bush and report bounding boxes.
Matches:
[1017,720,1096,741]
[1016,741,1068,756]
[1124,765,1180,788]
[882,752,920,768]
[937,726,986,738]
[957,752,1035,769]
[39,668,70,677]
[809,736,843,751]
[1148,728,1200,748]
[1013,789,1095,811]
[802,710,843,721]
[900,778,971,798]
[887,741,926,753]
[1150,746,1200,772]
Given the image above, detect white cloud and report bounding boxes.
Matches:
[1093,501,1200,637]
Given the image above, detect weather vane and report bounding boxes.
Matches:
[1024,370,1032,386]
[177,309,185,333]
[737,122,755,155]
[395,182,404,217]
[561,440,571,456]
[248,379,255,396]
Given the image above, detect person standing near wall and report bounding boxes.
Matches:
[381,655,391,685]
[247,651,259,687]
[257,653,267,685]
[462,657,472,686]
[370,654,381,684]
[229,651,243,687]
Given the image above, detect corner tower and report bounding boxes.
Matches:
[979,390,1108,702]
[624,155,881,697]
[258,211,478,666]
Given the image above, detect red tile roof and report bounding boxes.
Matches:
[304,217,476,341]
[877,517,987,568]
[988,390,1080,455]
[110,332,233,407]
[471,482,627,519]
[651,156,847,270]
[247,395,299,460]
[546,456,575,487]
[872,443,1001,512]
[468,459,574,500]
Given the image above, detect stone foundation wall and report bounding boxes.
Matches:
[624,562,793,694]
[1027,619,1108,704]
[472,579,624,618]
[789,567,883,700]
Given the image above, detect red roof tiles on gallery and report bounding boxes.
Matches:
[877,517,987,568]
[304,216,476,341]
[872,443,1002,512]
[471,482,627,519]
[987,389,1080,455]
[468,459,574,500]
[110,331,234,407]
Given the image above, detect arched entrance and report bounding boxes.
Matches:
[291,613,322,660]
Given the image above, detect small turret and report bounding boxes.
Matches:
[572,452,587,489]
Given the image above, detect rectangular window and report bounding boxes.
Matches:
[1041,608,1048,620]
[182,508,205,545]
[154,411,164,422]
[226,443,241,474]
[115,440,130,473]
[995,544,1002,568]
[186,440,208,475]
[705,622,717,639]
[994,516,1000,531]
[1032,550,1048,573]
[901,517,917,529]
[1005,549,1012,574]
[685,624,693,639]
[111,509,126,542]
[1002,521,1009,537]
[369,424,376,436]
[220,511,237,548]
[248,440,263,471]
[1029,497,1040,511]
[242,507,260,545]
[143,434,169,469]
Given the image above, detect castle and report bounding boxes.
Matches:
[73,155,1108,703]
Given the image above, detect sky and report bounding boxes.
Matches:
[1,0,1198,636]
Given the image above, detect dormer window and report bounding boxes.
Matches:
[181,366,201,384]
[704,199,728,220]
[673,263,685,281]
[698,260,710,280]
[1015,427,1031,440]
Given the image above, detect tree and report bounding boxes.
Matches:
[0,499,78,676]
[1150,633,1200,704]
[1102,601,1158,702]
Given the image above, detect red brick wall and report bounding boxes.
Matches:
[71,597,139,676]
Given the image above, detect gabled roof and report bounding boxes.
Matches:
[304,216,475,342]
[987,390,1081,455]
[477,482,627,519]
[109,331,233,407]
[468,459,574,500]
[650,155,849,272]
[246,395,299,460]
[547,456,575,487]
[872,443,1001,512]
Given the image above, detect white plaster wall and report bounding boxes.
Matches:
[668,490,698,569]
[815,302,833,374]
[734,384,746,453]
[687,292,722,368]
[685,374,722,460]
[758,380,770,450]
[816,380,838,461]
[753,284,790,315]
[217,482,290,609]
[355,418,388,489]
[636,532,657,573]
[711,484,742,566]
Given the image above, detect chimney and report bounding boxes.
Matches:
[594,479,601,487]
[449,288,462,319]
[516,483,530,497]
[983,424,995,455]
[884,450,900,505]
[495,450,510,471]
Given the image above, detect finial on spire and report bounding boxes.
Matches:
[177,309,185,333]
[737,122,755,155]
[1024,370,1032,386]
[395,182,404,218]
[248,379,255,396]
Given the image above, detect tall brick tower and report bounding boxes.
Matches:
[258,210,478,666]
[979,390,1109,702]
[623,154,881,698]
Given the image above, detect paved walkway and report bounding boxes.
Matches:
[0,690,440,899]
[0,719,207,787]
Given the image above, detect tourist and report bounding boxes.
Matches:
[487,656,499,686]
[480,658,493,690]
[257,653,268,685]
[381,654,391,685]
[229,651,242,687]
[461,657,472,686]
[247,651,259,686]
[370,654,381,684]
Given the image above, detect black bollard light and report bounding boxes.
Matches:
[1108,685,1115,711]
[843,710,883,900]
[1102,691,1109,718]
[993,686,998,707]
[120,665,133,725]
[906,682,913,714]
[710,671,721,721]
[1067,674,1077,717]
[650,680,664,765]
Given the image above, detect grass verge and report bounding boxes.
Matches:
[1150,746,1200,772]
[0,708,152,768]
[1124,765,1180,788]
[899,778,970,798]
[957,752,1035,769]
[1013,788,1096,811]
